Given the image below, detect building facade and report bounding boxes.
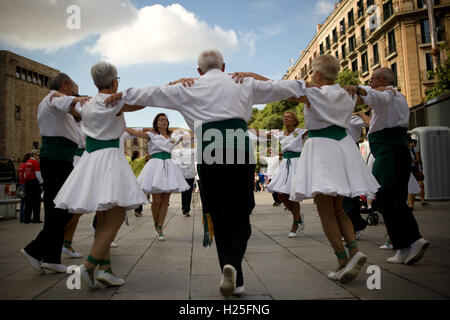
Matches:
[0,50,60,164]
[284,0,450,108]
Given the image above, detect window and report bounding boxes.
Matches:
[21,68,27,80]
[340,19,346,36]
[361,51,369,73]
[387,30,396,55]
[383,0,394,21]
[133,138,138,146]
[44,76,49,87]
[361,26,366,43]
[27,70,33,82]
[391,62,397,85]
[348,9,355,27]
[352,59,358,72]
[38,74,43,86]
[417,0,439,8]
[367,0,374,7]
[342,44,347,59]
[420,19,431,43]
[16,67,21,78]
[326,36,331,51]
[357,1,364,18]
[373,43,379,65]
[33,72,38,84]
[349,36,356,52]
[335,51,339,60]
[425,53,434,71]
[333,28,338,43]
[320,43,324,55]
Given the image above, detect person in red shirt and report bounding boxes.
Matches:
[18,153,31,223]
[24,150,43,224]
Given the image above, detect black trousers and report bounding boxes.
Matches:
[24,179,41,223]
[375,148,421,250]
[24,159,74,264]
[181,178,195,213]
[343,196,367,232]
[198,163,254,287]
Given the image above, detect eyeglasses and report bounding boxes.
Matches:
[116,76,120,83]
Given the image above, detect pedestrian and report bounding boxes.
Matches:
[172,133,197,217]
[17,153,31,223]
[265,111,308,238]
[104,49,308,297]
[53,61,148,288]
[288,55,379,283]
[346,67,430,265]
[128,148,150,217]
[126,114,190,240]
[20,73,90,274]
[23,149,43,224]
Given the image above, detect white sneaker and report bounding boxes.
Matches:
[110,241,119,248]
[79,264,95,289]
[62,246,83,258]
[41,262,67,273]
[355,229,365,240]
[232,286,245,296]
[219,264,236,297]
[96,269,125,287]
[20,249,45,274]
[288,232,297,238]
[327,268,345,281]
[404,238,430,265]
[379,242,394,250]
[387,248,410,264]
[338,251,367,284]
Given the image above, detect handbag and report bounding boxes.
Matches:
[16,184,25,199]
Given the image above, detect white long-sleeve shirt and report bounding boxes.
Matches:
[347,115,368,143]
[37,90,78,143]
[121,69,306,131]
[172,148,197,179]
[360,86,409,135]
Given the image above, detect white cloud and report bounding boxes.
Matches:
[87,4,239,66]
[0,0,137,52]
[314,0,334,17]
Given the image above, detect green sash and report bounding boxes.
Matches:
[308,125,347,141]
[368,127,410,190]
[40,136,78,163]
[74,148,85,157]
[151,152,171,160]
[85,136,119,153]
[283,151,301,184]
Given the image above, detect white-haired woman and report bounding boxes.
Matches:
[53,61,148,288]
[126,113,190,241]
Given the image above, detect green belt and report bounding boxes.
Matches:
[151,152,171,160]
[74,148,85,157]
[40,136,78,163]
[282,151,301,184]
[368,127,409,190]
[85,136,119,153]
[308,125,347,141]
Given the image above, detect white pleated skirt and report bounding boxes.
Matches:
[408,173,421,195]
[54,148,148,213]
[137,158,190,194]
[266,157,300,196]
[290,135,380,202]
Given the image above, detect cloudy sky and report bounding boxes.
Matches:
[0,0,335,128]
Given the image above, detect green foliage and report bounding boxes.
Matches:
[425,46,450,101]
[336,68,361,86]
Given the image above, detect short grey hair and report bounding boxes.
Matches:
[50,73,72,90]
[90,61,118,90]
[311,54,340,82]
[374,67,396,85]
[198,49,224,73]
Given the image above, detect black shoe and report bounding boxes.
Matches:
[185,212,190,217]
[272,202,281,207]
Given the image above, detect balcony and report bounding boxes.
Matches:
[385,46,397,60]
[308,66,313,75]
[356,9,365,24]
[370,57,380,70]
[356,35,367,51]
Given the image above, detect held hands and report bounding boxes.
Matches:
[343,85,358,98]
[73,96,91,106]
[374,87,397,96]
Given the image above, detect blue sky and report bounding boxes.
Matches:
[0,0,335,128]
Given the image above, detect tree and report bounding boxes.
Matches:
[425,45,450,101]
[336,68,361,86]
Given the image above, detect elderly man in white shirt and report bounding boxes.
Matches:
[172,133,197,217]
[21,73,89,275]
[105,49,307,297]
[347,67,430,266]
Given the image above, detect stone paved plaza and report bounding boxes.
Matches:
[0,191,449,300]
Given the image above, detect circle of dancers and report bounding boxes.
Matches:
[19,50,430,297]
